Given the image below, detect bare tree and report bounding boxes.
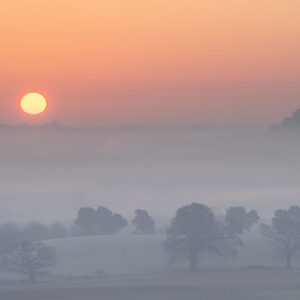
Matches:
[6,241,56,282]
[260,206,300,269]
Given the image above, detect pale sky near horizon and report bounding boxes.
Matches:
[1,0,300,126]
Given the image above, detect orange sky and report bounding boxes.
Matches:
[1,0,300,125]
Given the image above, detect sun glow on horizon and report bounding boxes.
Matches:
[20,92,47,115]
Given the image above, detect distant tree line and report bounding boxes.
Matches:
[0,207,156,256]
[0,221,68,256]
[0,207,156,282]
[1,203,300,282]
[73,206,156,235]
[164,203,300,271]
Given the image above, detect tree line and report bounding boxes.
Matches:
[1,203,300,282]
[0,207,156,256]
[0,208,156,282]
[74,206,156,235]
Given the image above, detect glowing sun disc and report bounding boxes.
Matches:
[20,92,47,115]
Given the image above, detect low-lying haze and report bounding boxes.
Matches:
[0,116,299,225]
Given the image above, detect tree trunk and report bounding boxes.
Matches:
[188,251,198,272]
[284,242,292,270]
[28,268,36,283]
[286,253,292,270]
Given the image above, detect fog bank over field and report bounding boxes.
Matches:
[0,121,300,223]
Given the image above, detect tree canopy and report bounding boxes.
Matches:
[74,206,128,235]
[164,203,259,271]
[260,206,300,269]
[132,209,156,234]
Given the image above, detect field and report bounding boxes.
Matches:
[44,233,291,278]
[1,235,300,299]
[46,235,168,276]
[1,270,300,300]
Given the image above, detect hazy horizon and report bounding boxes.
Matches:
[0,115,299,225]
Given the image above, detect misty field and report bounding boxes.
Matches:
[1,270,300,300]
[47,235,168,276]
[43,233,291,278]
[1,234,300,299]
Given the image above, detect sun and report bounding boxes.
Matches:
[20,92,47,115]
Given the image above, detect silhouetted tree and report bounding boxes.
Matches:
[132,209,156,234]
[74,206,128,235]
[6,241,56,282]
[164,203,219,271]
[164,203,257,271]
[74,207,98,235]
[260,206,300,269]
[225,207,259,236]
[96,206,128,235]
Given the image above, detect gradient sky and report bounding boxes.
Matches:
[1,0,300,126]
